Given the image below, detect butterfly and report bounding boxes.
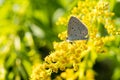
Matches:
[67,16,88,41]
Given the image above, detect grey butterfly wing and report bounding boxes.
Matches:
[67,16,88,40]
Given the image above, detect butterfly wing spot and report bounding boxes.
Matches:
[75,34,77,36]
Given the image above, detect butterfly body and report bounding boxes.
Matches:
[67,16,88,41]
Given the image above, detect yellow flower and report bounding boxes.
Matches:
[31,0,117,80]
[86,69,95,80]
[56,17,68,26]
[61,69,77,80]
[58,31,67,40]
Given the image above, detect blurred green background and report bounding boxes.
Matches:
[0,0,120,80]
[0,0,77,80]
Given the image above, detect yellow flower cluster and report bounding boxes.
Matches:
[31,0,117,80]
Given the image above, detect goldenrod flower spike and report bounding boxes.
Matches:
[31,1,117,80]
